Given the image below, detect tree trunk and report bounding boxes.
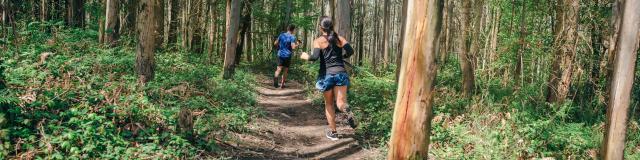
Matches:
[394,0,408,81]
[357,0,366,66]
[546,0,579,103]
[382,0,390,70]
[181,0,191,49]
[244,2,252,62]
[284,0,292,31]
[236,1,250,65]
[601,0,624,104]
[190,0,204,53]
[98,17,105,43]
[388,0,442,159]
[372,0,379,72]
[323,0,333,17]
[104,0,119,46]
[207,0,217,63]
[334,0,351,40]
[601,0,640,159]
[168,0,180,45]
[41,0,47,22]
[514,0,526,86]
[457,0,474,97]
[136,0,162,83]
[122,0,137,35]
[66,0,84,27]
[222,0,243,79]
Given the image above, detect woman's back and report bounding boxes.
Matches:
[315,35,348,76]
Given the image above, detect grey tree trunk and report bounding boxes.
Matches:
[136,0,163,83]
[168,0,180,45]
[382,0,390,69]
[104,0,119,46]
[601,0,640,159]
[457,0,474,97]
[222,0,243,79]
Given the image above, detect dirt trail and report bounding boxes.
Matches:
[226,75,381,160]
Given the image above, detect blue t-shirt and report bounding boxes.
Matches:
[277,32,296,58]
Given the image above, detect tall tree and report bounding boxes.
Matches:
[457,0,474,97]
[514,0,525,85]
[601,0,640,159]
[222,0,243,79]
[207,0,218,62]
[546,0,579,103]
[121,0,138,36]
[41,0,47,22]
[66,0,84,27]
[189,0,204,53]
[168,0,180,45]
[334,0,350,40]
[323,0,333,17]
[395,0,407,81]
[104,0,119,45]
[135,0,163,83]
[388,0,442,159]
[382,0,391,69]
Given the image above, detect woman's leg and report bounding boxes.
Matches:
[323,89,337,131]
[334,85,357,128]
[334,86,348,111]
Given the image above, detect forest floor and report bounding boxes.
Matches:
[223,74,382,159]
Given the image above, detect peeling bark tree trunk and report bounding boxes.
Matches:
[136,0,162,83]
[457,0,474,97]
[387,0,442,159]
[546,0,579,103]
[601,0,640,159]
[222,0,243,79]
[104,0,119,46]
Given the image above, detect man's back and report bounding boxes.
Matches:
[277,32,296,58]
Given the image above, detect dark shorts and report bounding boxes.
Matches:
[316,72,350,92]
[277,57,291,67]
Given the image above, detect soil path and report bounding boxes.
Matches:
[226,75,381,160]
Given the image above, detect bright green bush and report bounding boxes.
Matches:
[0,26,256,159]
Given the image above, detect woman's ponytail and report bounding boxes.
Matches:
[319,16,340,46]
[327,29,339,46]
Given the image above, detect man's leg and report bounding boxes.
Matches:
[274,66,282,88]
[280,67,289,88]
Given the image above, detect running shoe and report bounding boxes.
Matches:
[326,130,339,141]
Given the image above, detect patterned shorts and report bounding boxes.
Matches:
[315,72,350,92]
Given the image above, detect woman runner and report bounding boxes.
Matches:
[300,16,357,141]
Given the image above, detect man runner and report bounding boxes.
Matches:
[273,25,300,88]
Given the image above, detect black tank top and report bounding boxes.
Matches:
[319,36,346,76]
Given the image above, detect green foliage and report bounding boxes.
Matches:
[0,25,256,159]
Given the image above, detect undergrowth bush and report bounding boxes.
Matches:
[0,26,256,159]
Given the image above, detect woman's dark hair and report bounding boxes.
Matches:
[319,16,339,45]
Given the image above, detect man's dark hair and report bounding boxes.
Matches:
[287,25,296,32]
